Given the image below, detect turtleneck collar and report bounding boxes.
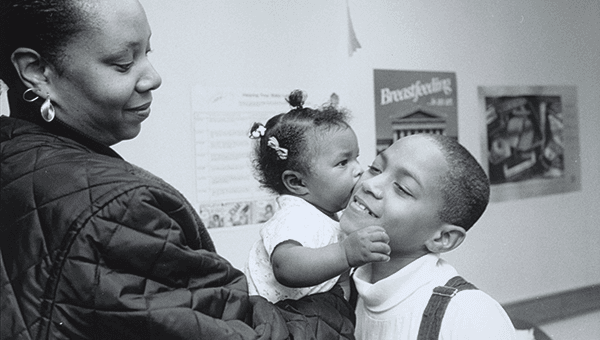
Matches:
[353,253,457,313]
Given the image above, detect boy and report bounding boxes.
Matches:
[341,134,516,339]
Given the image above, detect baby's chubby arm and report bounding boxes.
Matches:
[271,226,390,288]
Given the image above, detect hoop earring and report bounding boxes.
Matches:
[23,88,40,102]
[40,94,55,122]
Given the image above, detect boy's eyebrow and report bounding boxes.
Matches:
[382,151,423,188]
[399,168,423,188]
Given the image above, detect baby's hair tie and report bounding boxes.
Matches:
[267,137,288,160]
[249,122,267,139]
[286,89,307,109]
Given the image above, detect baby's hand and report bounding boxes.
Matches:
[341,226,391,267]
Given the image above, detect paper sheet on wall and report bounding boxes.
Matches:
[192,87,290,228]
[192,86,347,228]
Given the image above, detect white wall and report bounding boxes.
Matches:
[114,0,600,304]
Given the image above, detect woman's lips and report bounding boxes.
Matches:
[125,102,151,118]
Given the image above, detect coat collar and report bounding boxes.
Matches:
[9,106,123,159]
[46,117,123,159]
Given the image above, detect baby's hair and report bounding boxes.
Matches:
[422,134,490,231]
[250,89,351,195]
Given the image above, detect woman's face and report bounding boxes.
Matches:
[48,0,162,145]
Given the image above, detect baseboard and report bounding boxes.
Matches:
[502,284,600,325]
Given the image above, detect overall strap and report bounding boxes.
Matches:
[417,276,478,340]
[348,268,358,310]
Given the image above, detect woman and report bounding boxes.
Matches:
[0,1,353,339]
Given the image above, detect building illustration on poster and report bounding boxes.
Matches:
[373,69,458,153]
[478,85,581,202]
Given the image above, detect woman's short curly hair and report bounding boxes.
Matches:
[0,0,93,87]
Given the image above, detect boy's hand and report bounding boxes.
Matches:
[341,226,391,267]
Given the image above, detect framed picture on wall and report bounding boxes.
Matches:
[477,85,581,202]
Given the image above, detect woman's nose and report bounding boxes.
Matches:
[137,61,162,92]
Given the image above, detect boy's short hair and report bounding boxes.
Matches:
[423,134,490,231]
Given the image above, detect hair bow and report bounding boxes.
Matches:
[249,122,267,139]
[267,137,288,160]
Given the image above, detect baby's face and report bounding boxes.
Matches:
[340,135,448,256]
[301,127,363,216]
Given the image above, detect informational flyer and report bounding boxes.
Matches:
[192,87,344,227]
[478,85,581,201]
[373,69,458,152]
[191,87,289,228]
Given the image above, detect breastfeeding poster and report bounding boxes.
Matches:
[192,87,343,228]
[373,69,458,153]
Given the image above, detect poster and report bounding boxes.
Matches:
[192,87,343,227]
[373,69,458,152]
[478,85,581,202]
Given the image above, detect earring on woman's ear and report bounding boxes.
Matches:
[40,93,55,122]
[22,88,40,103]
[23,88,55,122]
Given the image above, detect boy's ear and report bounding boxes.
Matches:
[425,224,466,253]
[282,170,309,196]
[11,47,51,90]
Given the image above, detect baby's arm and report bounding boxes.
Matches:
[271,225,390,288]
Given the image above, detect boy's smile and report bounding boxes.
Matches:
[349,196,378,218]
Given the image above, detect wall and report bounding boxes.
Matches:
[110,0,600,304]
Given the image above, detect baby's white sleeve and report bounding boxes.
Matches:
[261,209,340,258]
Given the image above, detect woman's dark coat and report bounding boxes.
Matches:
[0,115,354,340]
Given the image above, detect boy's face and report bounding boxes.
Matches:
[340,135,448,257]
